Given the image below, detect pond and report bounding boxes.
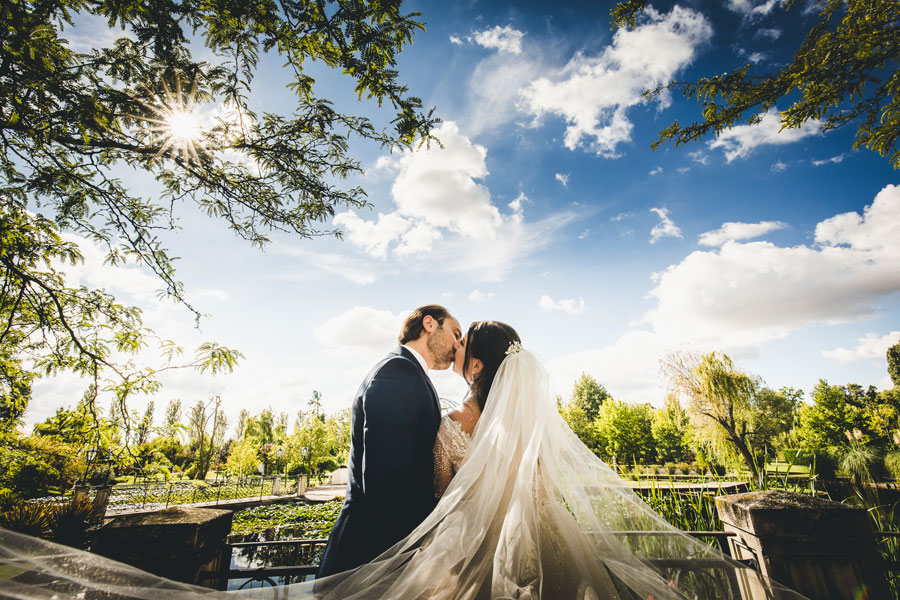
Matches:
[224,500,342,590]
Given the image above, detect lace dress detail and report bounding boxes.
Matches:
[433,415,471,498]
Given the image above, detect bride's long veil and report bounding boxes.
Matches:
[309,348,804,599]
[0,349,806,599]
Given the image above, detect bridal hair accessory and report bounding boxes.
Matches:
[505,341,523,355]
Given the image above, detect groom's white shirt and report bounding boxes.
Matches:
[401,344,430,375]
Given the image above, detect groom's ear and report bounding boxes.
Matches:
[422,315,437,333]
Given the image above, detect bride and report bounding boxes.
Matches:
[0,322,805,599]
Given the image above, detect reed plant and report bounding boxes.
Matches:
[633,470,723,538]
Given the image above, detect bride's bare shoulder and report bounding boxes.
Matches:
[448,397,480,435]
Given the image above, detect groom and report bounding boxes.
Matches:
[317,304,462,577]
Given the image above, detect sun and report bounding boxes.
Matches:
[165,109,202,145]
[134,75,207,164]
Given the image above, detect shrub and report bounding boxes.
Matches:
[317,458,340,475]
[662,463,675,475]
[884,452,900,481]
[9,461,58,498]
[840,443,876,486]
[87,466,114,487]
[48,497,93,549]
[811,449,837,480]
[0,502,52,537]
[675,462,690,474]
[707,464,726,477]
[778,447,812,466]
[0,488,16,512]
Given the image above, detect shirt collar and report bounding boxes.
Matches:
[401,344,429,372]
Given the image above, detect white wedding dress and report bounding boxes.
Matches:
[433,414,471,498]
[0,348,806,599]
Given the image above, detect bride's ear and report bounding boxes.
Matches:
[471,358,483,378]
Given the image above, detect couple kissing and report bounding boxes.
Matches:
[319,305,518,576]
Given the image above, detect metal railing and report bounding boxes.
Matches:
[102,475,306,513]
[200,531,749,596]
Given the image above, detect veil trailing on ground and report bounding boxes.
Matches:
[1,348,805,599]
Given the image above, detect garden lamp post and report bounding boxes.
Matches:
[83,448,98,483]
[277,447,284,478]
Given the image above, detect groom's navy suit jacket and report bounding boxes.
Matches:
[317,346,441,577]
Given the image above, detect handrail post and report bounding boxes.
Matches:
[716,489,890,599]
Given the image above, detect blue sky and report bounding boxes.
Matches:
[29,0,900,430]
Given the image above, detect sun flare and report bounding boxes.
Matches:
[134,75,207,163]
[165,110,202,144]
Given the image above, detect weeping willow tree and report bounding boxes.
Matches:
[663,352,797,484]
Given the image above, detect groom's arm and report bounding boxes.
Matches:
[361,358,429,519]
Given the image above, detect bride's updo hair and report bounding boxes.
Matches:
[464,321,521,411]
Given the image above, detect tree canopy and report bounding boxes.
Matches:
[888,339,900,388]
[1,0,437,423]
[611,0,900,167]
[570,373,610,421]
[663,351,797,482]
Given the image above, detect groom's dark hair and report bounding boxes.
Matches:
[399,304,451,344]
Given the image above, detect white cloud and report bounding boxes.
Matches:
[649,207,682,243]
[373,155,401,172]
[394,223,443,257]
[709,109,821,162]
[755,27,782,40]
[421,211,574,282]
[468,289,495,302]
[57,233,161,302]
[727,0,781,17]
[274,245,378,285]
[611,211,635,222]
[747,51,767,63]
[698,221,787,246]
[392,122,501,239]
[314,306,405,352]
[677,167,690,174]
[473,25,525,54]
[520,6,712,157]
[644,184,900,348]
[193,288,230,301]
[462,44,546,135]
[555,173,570,187]
[649,166,663,176]
[813,153,848,166]
[771,160,788,172]
[333,212,411,258]
[449,35,464,45]
[552,184,900,405]
[336,122,575,280]
[823,331,900,364]
[688,150,708,165]
[539,295,586,315]
[548,330,663,404]
[60,12,133,52]
[577,229,590,240]
[509,192,527,213]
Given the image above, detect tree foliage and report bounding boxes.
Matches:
[570,373,611,421]
[888,340,900,388]
[663,352,795,481]
[651,395,691,464]
[798,380,898,451]
[594,399,656,465]
[611,0,900,167]
[2,0,437,426]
